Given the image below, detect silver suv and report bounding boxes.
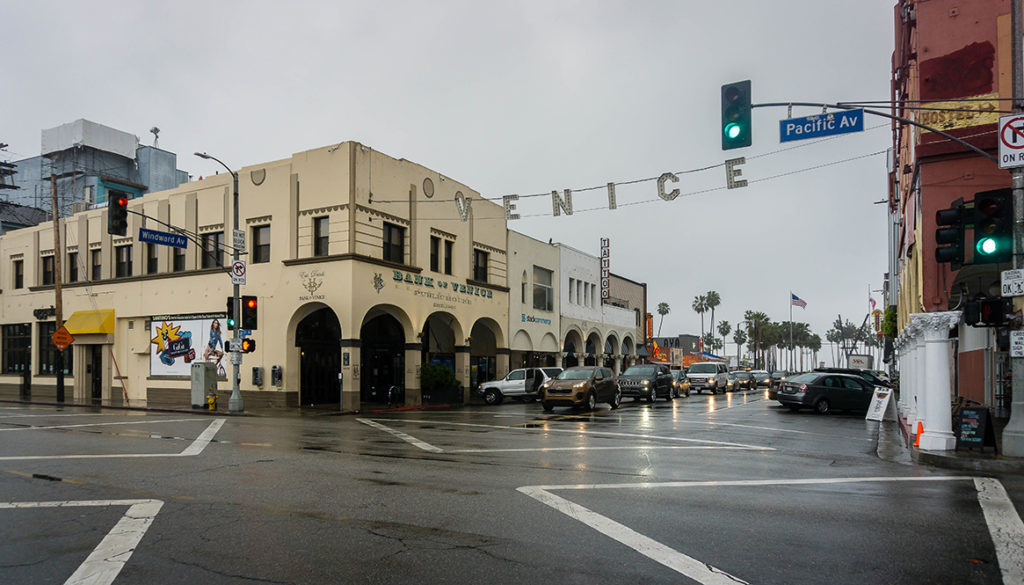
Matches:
[686,362,729,394]
[476,367,563,405]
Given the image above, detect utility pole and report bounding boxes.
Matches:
[1004,0,1024,456]
[51,174,64,403]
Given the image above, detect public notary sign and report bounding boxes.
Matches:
[998,114,1024,169]
[139,228,188,249]
[779,109,863,142]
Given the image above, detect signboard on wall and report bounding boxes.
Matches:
[150,316,227,377]
[600,237,610,302]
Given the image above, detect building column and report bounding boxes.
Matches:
[916,311,961,451]
[903,320,921,432]
[341,340,361,413]
[911,323,927,434]
[496,349,510,381]
[455,345,471,403]
[614,354,623,376]
[404,344,423,407]
[895,336,908,417]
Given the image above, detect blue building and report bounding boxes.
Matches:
[7,120,188,217]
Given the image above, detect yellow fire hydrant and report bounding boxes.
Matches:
[206,385,218,411]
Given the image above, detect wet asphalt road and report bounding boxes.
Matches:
[1,388,1022,585]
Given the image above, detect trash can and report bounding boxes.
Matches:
[191,362,218,409]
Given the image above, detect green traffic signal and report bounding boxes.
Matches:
[972,188,1012,264]
[721,80,752,150]
[976,236,999,256]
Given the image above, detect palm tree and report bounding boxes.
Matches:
[656,302,670,337]
[705,291,721,345]
[717,321,731,358]
[692,295,708,340]
[732,329,747,366]
[743,310,770,368]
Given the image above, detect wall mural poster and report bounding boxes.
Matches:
[150,317,227,377]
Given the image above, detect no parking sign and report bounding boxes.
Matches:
[998,114,1024,169]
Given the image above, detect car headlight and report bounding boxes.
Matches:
[574,382,587,389]
[642,380,650,386]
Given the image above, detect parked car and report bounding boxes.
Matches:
[475,367,563,405]
[730,370,754,390]
[670,370,691,397]
[686,361,729,394]
[540,366,621,411]
[619,364,674,402]
[750,370,771,387]
[775,372,876,414]
[767,371,790,399]
[813,367,891,388]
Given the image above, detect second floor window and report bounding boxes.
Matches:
[533,266,553,311]
[173,246,185,272]
[382,222,404,264]
[202,232,224,268]
[91,250,101,280]
[67,252,78,283]
[430,236,440,272]
[41,256,54,286]
[115,245,132,278]
[12,260,23,289]
[473,249,488,282]
[444,240,453,275]
[146,244,159,275]
[313,217,329,257]
[252,225,270,264]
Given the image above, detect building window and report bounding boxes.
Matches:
[202,232,224,268]
[2,324,30,374]
[91,250,101,280]
[13,260,23,289]
[473,249,488,282]
[252,225,270,264]
[115,245,132,278]
[146,244,159,275]
[313,217,329,257]
[533,266,553,311]
[569,278,575,304]
[173,246,185,272]
[41,256,54,286]
[443,240,453,275]
[382,222,404,264]
[430,236,440,272]
[67,252,78,283]
[38,322,72,376]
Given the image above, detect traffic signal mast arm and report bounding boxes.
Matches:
[110,206,246,273]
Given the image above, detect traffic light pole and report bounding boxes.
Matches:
[1004,0,1024,457]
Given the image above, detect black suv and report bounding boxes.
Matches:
[618,364,674,402]
[813,367,891,388]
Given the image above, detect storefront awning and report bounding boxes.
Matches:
[64,309,115,335]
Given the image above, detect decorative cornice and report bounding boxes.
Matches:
[473,242,506,256]
[430,228,456,240]
[199,224,225,233]
[356,204,409,226]
[246,215,272,225]
[911,311,962,338]
[300,204,347,217]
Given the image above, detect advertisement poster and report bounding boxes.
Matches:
[150,315,227,377]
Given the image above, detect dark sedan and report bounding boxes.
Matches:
[540,366,621,412]
[731,370,754,390]
[775,372,876,414]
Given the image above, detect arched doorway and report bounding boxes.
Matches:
[469,321,498,394]
[296,308,341,406]
[361,314,405,404]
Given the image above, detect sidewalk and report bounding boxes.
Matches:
[877,418,1024,474]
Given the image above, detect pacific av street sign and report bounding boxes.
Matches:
[139,228,188,249]
[780,109,864,142]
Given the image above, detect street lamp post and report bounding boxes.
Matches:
[195,152,243,412]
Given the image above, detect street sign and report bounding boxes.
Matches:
[231,260,246,285]
[233,228,245,250]
[1011,331,1024,358]
[139,228,188,249]
[1002,269,1024,297]
[51,326,74,351]
[779,109,864,142]
[998,114,1024,169]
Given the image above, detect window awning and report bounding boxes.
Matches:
[64,309,115,335]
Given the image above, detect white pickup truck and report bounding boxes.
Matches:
[476,367,563,405]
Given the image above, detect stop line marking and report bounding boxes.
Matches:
[518,476,1024,585]
[0,418,225,461]
[0,499,164,585]
[359,417,772,453]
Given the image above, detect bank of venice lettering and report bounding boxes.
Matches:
[393,270,493,298]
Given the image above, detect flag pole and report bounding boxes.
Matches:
[789,291,794,370]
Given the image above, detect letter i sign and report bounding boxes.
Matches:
[998,114,1024,169]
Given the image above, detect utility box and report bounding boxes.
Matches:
[191,362,218,408]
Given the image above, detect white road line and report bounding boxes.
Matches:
[368,417,773,450]
[0,413,110,419]
[0,499,164,585]
[357,418,443,452]
[519,476,1024,585]
[974,477,1024,584]
[0,419,225,461]
[0,418,200,432]
[449,446,759,453]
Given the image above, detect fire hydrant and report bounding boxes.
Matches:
[206,386,218,411]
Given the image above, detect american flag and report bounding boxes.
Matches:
[791,293,807,309]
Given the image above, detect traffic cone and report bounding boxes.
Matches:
[913,421,923,448]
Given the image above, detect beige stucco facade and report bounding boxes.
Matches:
[0,142,510,411]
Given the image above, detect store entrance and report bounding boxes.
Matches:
[296,308,341,406]
[360,314,405,405]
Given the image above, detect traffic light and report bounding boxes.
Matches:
[241,295,258,330]
[241,338,256,353]
[964,298,981,326]
[965,296,1012,327]
[107,193,128,236]
[225,296,236,330]
[721,80,752,150]
[935,197,966,269]
[973,188,1012,264]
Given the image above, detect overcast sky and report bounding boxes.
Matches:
[3,0,894,353]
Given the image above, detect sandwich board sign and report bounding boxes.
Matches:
[865,387,897,422]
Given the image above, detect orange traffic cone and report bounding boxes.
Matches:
[913,421,923,447]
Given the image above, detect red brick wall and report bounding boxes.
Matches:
[958,348,987,404]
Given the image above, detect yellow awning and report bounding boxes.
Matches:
[64,309,115,335]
